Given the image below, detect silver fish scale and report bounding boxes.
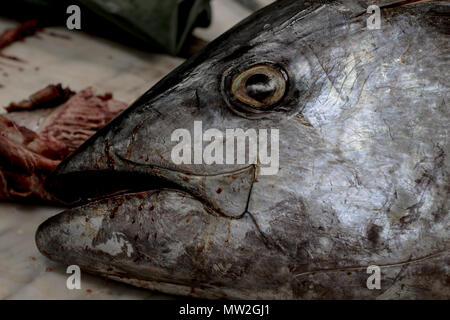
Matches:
[37,0,449,299]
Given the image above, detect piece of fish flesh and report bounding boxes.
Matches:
[0,87,127,202]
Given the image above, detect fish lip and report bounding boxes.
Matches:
[46,161,256,218]
[45,169,174,205]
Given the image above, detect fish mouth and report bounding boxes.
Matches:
[37,154,256,295]
[45,163,256,219]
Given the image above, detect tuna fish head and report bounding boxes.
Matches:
[36,0,449,299]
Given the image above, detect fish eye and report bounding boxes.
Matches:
[230,65,287,110]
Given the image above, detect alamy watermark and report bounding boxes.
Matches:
[366,265,381,290]
[66,5,81,30]
[367,5,381,30]
[171,121,279,175]
[66,265,81,290]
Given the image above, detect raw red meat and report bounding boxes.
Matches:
[0,115,68,201]
[0,86,128,202]
[0,20,40,51]
[5,84,74,112]
[41,88,127,153]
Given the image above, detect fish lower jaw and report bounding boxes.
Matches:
[105,273,291,300]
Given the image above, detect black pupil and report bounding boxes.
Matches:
[245,74,277,103]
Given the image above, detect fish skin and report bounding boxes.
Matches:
[36,0,449,299]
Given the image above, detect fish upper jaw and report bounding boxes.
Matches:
[45,146,256,218]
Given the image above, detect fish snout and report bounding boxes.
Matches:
[35,189,258,298]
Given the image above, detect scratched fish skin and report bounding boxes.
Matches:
[36,0,449,299]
